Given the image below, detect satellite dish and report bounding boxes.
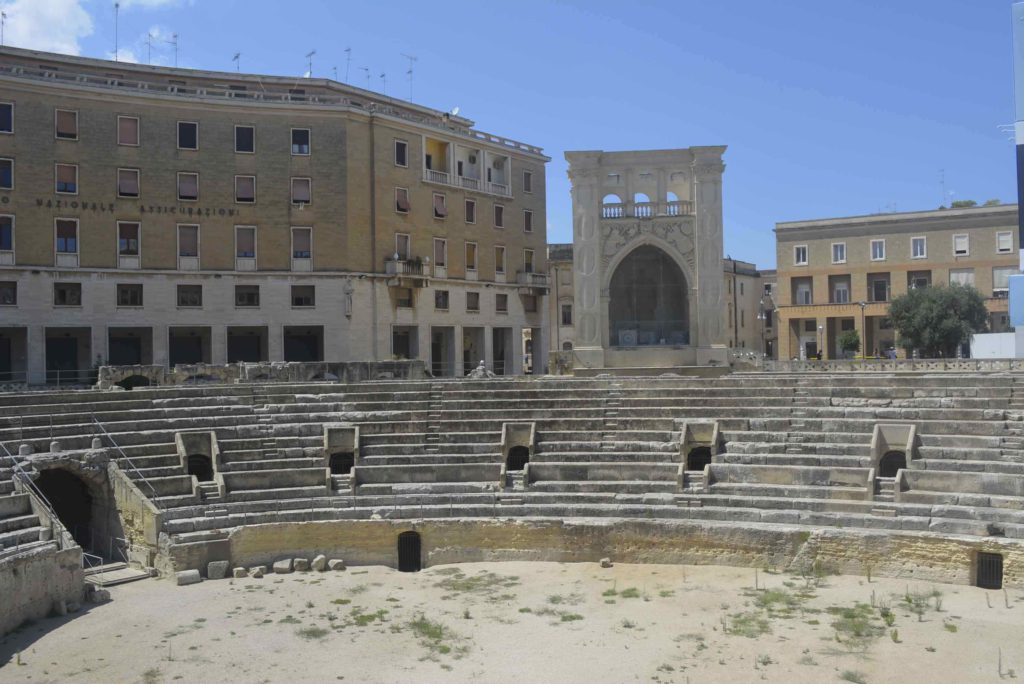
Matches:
[450,106,460,117]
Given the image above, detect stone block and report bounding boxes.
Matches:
[327,559,346,571]
[311,554,327,571]
[53,599,67,616]
[89,588,111,604]
[66,601,81,613]
[293,558,310,572]
[232,567,247,579]
[176,569,202,586]
[600,557,613,568]
[249,566,266,578]
[273,559,293,574]
[207,560,230,580]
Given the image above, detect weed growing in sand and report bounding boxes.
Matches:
[839,671,867,683]
[943,622,958,633]
[349,608,388,627]
[434,571,520,601]
[619,587,641,599]
[278,615,301,624]
[331,598,351,605]
[726,611,771,638]
[141,668,162,684]
[622,619,636,629]
[828,602,884,651]
[409,614,469,660]
[296,626,329,640]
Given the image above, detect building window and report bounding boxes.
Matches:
[831,242,846,264]
[53,282,81,306]
[177,224,199,257]
[433,193,447,219]
[55,219,78,254]
[291,177,311,205]
[953,234,969,256]
[949,268,975,287]
[0,158,12,189]
[116,284,143,307]
[561,303,573,326]
[291,128,310,155]
[523,170,533,193]
[395,187,410,213]
[434,290,449,310]
[911,236,927,259]
[523,295,538,313]
[55,164,78,194]
[235,285,260,307]
[117,168,140,198]
[524,248,535,273]
[832,282,850,304]
[395,287,413,308]
[994,266,1015,295]
[0,215,13,253]
[235,125,255,153]
[524,210,534,233]
[433,238,447,267]
[465,199,476,224]
[117,116,139,146]
[0,281,15,306]
[794,245,808,265]
[496,293,508,313]
[291,285,315,307]
[55,109,78,140]
[740,282,745,296]
[235,226,256,259]
[465,242,477,272]
[394,139,408,167]
[0,102,12,133]
[495,246,506,275]
[494,204,504,228]
[235,175,256,203]
[763,283,773,296]
[177,172,199,201]
[177,121,198,150]
[997,231,1013,254]
[466,291,480,312]
[118,221,140,256]
[177,284,202,307]
[395,233,411,260]
[794,278,812,305]
[870,239,885,261]
[292,227,312,259]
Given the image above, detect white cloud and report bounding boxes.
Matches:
[0,0,93,55]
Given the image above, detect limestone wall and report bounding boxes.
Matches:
[0,544,83,635]
[160,517,1024,588]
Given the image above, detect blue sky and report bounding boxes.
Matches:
[2,0,1019,268]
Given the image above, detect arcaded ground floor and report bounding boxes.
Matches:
[1,561,1021,683]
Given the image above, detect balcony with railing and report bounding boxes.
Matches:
[516,270,550,294]
[385,258,429,286]
[601,200,693,219]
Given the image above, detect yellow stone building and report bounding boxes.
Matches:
[0,47,549,383]
[774,204,1017,360]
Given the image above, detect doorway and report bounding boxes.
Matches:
[35,469,93,549]
[397,531,422,572]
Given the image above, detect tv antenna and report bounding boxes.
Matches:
[1,11,7,47]
[114,2,120,62]
[332,65,338,81]
[380,72,387,95]
[401,53,418,101]
[344,47,351,82]
[361,66,370,89]
[165,32,178,67]
[305,49,316,78]
[146,32,156,64]
[233,52,241,72]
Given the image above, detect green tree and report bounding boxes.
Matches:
[983,198,1001,207]
[887,284,989,357]
[950,199,978,208]
[837,329,861,358]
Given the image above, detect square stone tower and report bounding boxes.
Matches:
[565,147,727,369]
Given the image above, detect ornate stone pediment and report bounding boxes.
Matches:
[600,219,696,271]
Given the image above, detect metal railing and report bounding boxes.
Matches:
[421,168,513,198]
[0,370,28,384]
[46,368,98,387]
[91,417,165,510]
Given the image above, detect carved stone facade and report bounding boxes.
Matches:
[564,148,727,369]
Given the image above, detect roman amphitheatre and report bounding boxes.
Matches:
[1,360,1023,682]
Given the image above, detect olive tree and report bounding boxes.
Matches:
[887,283,989,358]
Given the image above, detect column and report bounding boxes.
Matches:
[511,325,524,375]
[268,324,284,362]
[211,325,227,365]
[565,153,605,369]
[483,325,494,372]
[28,325,45,385]
[693,149,726,350]
[454,326,464,377]
[152,324,168,368]
[91,325,107,367]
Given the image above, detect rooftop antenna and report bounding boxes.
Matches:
[361,66,370,89]
[165,33,178,67]
[233,52,240,72]
[344,47,351,82]
[401,53,417,101]
[1,11,7,47]
[146,32,156,65]
[380,72,386,96]
[114,2,120,62]
[305,49,316,78]
[332,65,338,81]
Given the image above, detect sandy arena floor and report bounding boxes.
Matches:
[1,561,1022,683]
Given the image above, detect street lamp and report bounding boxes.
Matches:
[857,301,867,358]
[817,325,824,360]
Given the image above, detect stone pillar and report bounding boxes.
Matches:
[211,325,227,365]
[566,153,605,370]
[454,326,465,377]
[28,325,45,385]
[91,325,107,367]
[152,324,168,368]
[268,324,284,362]
[483,325,494,372]
[511,326,524,375]
[693,149,726,356]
